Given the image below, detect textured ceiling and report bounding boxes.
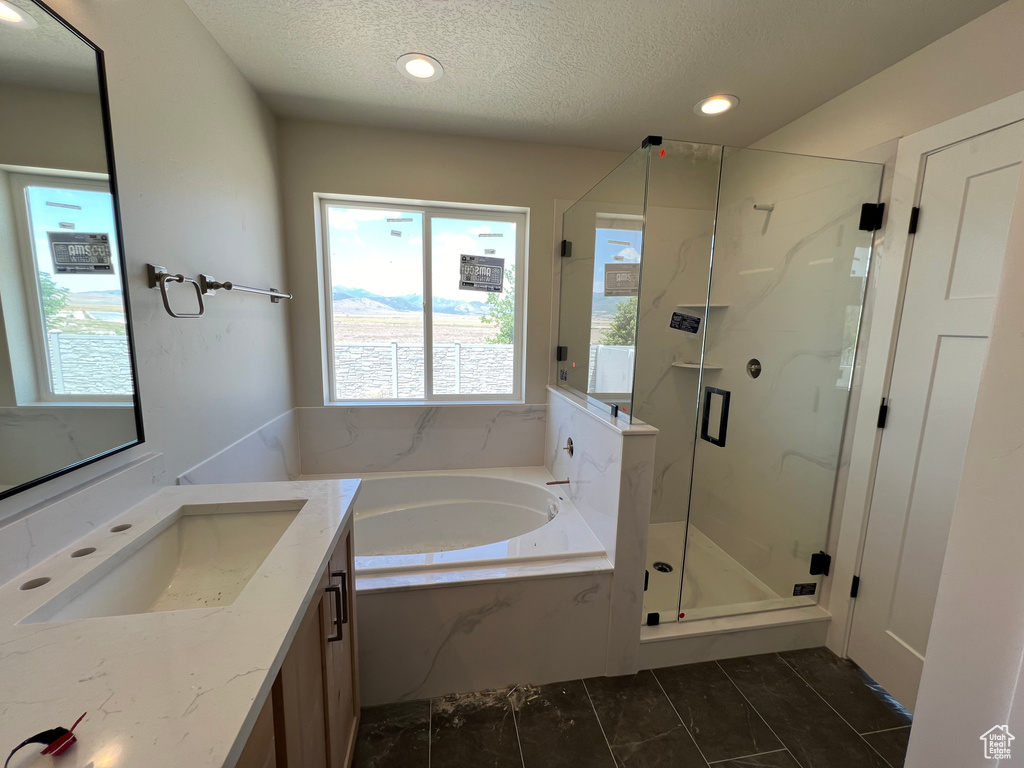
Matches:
[183,0,1005,151]
[0,0,99,93]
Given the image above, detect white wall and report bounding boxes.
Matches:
[0,0,291,528]
[753,0,1024,158]
[277,118,625,407]
[904,141,1024,768]
[0,82,107,174]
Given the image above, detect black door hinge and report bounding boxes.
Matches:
[859,202,885,232]
[877,397,889,429]
[644,570,649,592]
[809,550,832,576]
[850,575,861,598]
[556,346,568,362]
[561,239,572,258]
[908,206,920,234]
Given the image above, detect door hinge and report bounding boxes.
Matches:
[908,206,920,234]
[859,202,885,232]
[644,570,649,592]
[556,345,568,362]
[877,397,889,429]
[560,239,572,258]
[850,575,861,598]
[809,550,832,576]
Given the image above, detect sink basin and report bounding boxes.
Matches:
[25,500,303,623]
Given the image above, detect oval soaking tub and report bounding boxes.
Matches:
[340,467,607,577]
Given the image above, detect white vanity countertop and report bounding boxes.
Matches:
[0,479,360,768]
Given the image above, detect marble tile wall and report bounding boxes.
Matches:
[544,386,657,674]
[297,404,545,475]
[357,571,613,705]
[0,405,138,490]
[0,452,165,587]
[686,150,883,600]
[176,410,299,485]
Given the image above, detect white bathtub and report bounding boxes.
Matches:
[332,467,606,579]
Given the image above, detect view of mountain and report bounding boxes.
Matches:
[592,292,632,317]
[332,286,489,316]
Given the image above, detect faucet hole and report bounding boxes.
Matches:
[20,577,51,591]
[109,523,132,533]
[71,547,97,558]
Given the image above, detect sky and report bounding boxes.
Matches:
[592,227,642,294]
[327,206,516,302]
[26,184,121,294]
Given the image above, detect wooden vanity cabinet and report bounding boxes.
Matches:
[256,517,359,768]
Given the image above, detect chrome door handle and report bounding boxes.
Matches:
[325,584,343,642]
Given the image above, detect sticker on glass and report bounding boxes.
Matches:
[604,263,640,297]
[460,254,504,293]
[48,232,113,273]
[669,311,700,334]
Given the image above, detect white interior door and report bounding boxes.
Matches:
[848,119,1024,712]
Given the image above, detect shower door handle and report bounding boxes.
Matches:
[700,387,731,447]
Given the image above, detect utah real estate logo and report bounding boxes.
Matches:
[980,725,1014,760]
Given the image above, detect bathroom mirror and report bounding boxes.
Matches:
[0,0,143,500]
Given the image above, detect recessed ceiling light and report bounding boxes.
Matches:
[695,95,739,116]
[0,0,36,27]
[397,53,444,82]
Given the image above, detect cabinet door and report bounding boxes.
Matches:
[276,567,331,768]
[325,520,360,768]
[235,690,277,768]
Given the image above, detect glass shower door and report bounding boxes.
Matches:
[557,147,648,415]
[679,147,883,621]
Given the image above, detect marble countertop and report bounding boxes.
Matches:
[0,479,360,768]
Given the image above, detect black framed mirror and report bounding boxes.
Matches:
[0,0,143,500]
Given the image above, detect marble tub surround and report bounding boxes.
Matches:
[297,403,546,475]
[177,409,299,485]
[311,464,613,704]
[356,569,612,706]
[0,479,359,768]
[545,386,657,675]
[0,452,165,588]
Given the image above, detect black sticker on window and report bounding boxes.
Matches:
[793,583,817,597]
[670,312,701,334]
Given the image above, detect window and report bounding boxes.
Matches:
[320,198,526,402]
[8,173,131,401]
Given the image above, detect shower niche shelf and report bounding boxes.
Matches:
[672,362,722,370]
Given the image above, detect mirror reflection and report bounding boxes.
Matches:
[0,0,141,498]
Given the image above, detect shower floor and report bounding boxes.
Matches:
[643,522,779,623]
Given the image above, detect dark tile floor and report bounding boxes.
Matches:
[353,647,912,768]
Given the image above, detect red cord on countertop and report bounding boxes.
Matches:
[4,712,85,768]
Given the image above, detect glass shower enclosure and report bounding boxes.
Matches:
[557,138,883,625]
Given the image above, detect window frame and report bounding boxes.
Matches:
[318,195,528,404]
[8,172,132,404]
